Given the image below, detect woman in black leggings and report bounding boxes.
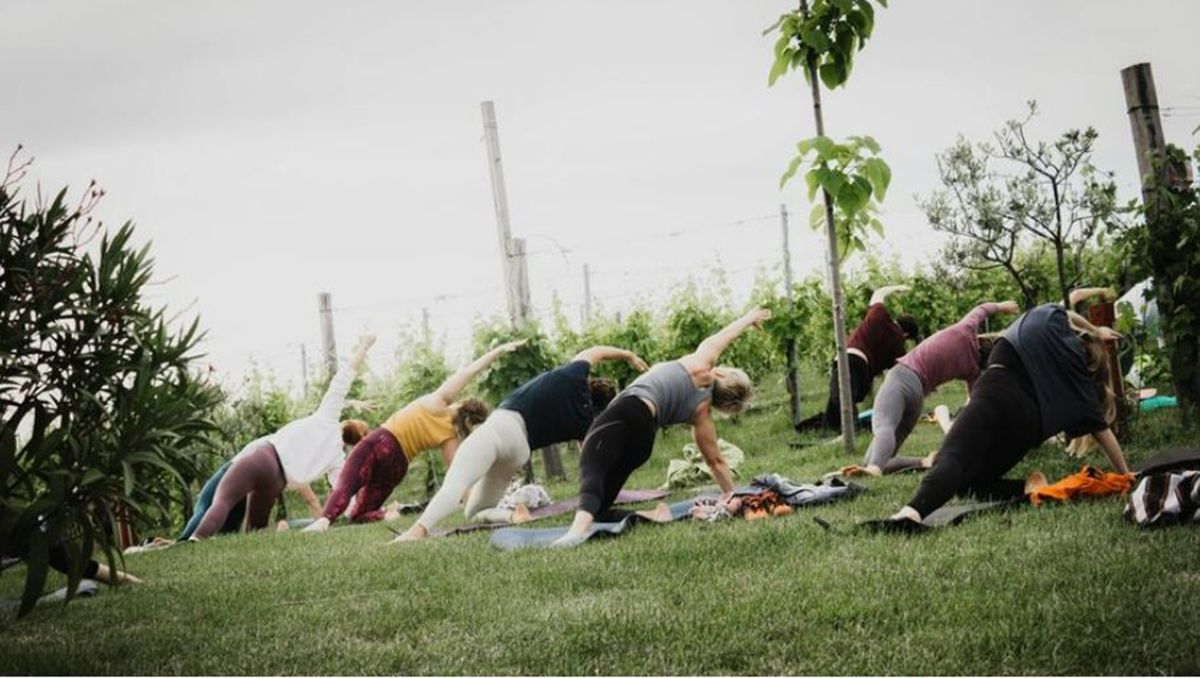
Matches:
[890,304,1131,524]
[553,308,771,547]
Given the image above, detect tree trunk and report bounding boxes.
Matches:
[800,0,855,454]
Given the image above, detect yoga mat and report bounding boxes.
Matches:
[1134,448,1200,476]
[490,499,696,551]
[920,499,1023,528]
[431,488,671,537]
[488,487,786,550]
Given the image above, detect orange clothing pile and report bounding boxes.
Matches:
[1029,466,1135,506]
[739,490,793,520]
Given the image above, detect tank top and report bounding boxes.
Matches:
[620,361,712,427]
[382,401,457,462]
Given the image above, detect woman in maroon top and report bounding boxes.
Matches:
[797,285,921,432]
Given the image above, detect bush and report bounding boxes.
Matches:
[0,159,222,616]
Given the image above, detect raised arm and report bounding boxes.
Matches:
[426,339,525,408]
[315,334,376,421]
[686,308,771,370]
[870,284,911,306]
[1068,287,1115,308]
[1094,428,1131,475]
[691,406,735,495]
[1067,311,1122,342]
[572,345,649,371]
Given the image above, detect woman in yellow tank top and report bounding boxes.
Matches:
[303,339,525,531]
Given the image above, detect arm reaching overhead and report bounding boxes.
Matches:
[572,346,649,372]
[1068,287,1116,308]
[1067,311,1122,342]
[684,308,771,370]
[315,334,376,421]
[870,284,911,306]
[426,339,525,409]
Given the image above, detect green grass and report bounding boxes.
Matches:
[2,371,1199,675]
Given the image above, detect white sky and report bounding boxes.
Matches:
[4,1,1199,394]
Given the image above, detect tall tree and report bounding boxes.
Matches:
[920,103,1122,308]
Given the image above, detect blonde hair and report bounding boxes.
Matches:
[711,367,754,415]
[1066,333,1117,458]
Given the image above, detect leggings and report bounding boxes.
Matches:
[907,366,1043,518]
[322,428,409,523]
[193,442,286,538]
[178,461,245,540]
[863,364,927,474]
[797,353,872,431]
[416,409,531,529]
[577,396,658,519]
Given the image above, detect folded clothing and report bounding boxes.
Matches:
[662,438,745,490]
[1126,470,1200,527]
[498,482,552,511]
[752,473,865,506]
[1029,466,1135,506]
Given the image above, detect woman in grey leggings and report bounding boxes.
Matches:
[856,301,1019,476]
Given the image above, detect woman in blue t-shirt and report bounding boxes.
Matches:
[887,303,1131,524]
[391,346,649,541]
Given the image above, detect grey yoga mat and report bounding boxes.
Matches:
[855,498,1024,534]
[430,488,670,537]
[489,499,697,551]
[488,487,769,550]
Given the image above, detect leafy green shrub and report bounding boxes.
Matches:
[0,159,222,616]
[471,317,560,403]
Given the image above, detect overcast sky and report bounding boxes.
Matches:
[4,1,1199,393]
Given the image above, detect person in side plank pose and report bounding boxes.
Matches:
[552,308,771,548]
[391,346,648,541]
[887,303,1130,525]
[303,340,524,531]
[191,335,376,538]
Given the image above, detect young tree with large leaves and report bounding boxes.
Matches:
[768,0,892,453]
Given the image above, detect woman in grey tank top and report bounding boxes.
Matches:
[552,308,772,547]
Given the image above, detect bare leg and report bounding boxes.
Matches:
[93,564,144,586]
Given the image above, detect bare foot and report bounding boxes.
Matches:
[276,520,290,532]
[636,502,673,523]
[839,464,880,477]
[1025,470,1049,494]
[511,503,533,524]
[934,405,953,434]
[301,517,330,533]
[920,450,940,469]
[390,524,429,544]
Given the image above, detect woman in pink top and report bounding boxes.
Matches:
[856,301,1020,475]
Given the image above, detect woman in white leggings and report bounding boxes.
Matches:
[392,346,647,542]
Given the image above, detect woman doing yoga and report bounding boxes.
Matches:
[190,335,376,539]
[888,303,1130,524]
[853,300,1020,476]
[797,285,921,432]
[392,346,647,542]
[303,339,524,531]
[552,308,771,548]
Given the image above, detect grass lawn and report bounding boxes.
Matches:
[2,371,1198,675]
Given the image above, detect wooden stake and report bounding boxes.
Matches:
[317,292,337,379]
[780,204,802,428]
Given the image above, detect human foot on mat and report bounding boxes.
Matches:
[511,503,533,524]
[634,502,673,523]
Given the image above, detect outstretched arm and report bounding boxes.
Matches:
[573,346,649,371]
[691,407,735,495]
[1068,287,1115,307]
[293,484,322,518]
[685,308,771,370]
[1067,311,1122,342]
[870,284,910,306]
[315,334,376,421]
[1094,428,1131,475]
[427,340,525,408]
